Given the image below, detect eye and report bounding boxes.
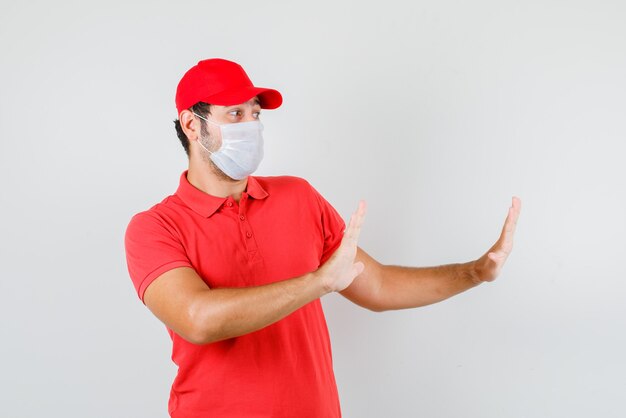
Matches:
[253,111,261,119]
[228,110,242,117]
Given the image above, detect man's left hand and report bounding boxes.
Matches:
[470,197,522,284]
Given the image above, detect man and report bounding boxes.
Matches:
[125,58,521,418]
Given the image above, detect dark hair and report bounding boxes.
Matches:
[173,102,212,156]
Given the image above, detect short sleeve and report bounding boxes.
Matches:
[309,184,346,265]
[124,212,193,303]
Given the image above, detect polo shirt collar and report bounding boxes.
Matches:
[176,171,268,218]
[245,175,269,200]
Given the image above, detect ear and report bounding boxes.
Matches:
[179,110,201,142]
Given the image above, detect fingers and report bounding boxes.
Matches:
[508,196,521,227]
[498,196,521,248]
[344,200,367,244]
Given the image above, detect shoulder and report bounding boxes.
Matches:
[125,195,180,238]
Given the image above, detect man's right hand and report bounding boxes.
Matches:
[316,200,367,293]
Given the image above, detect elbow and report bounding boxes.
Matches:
[366,274,389,313]
[184,304,225,345]
[185,326,217,345]
[186,320,225,345]
[365,303,389,313]
[352,297,388,313]
[351,282,390,313]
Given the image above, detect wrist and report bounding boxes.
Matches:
[464,260,483,286]
[315,269,336,296]
[308,270,333,297]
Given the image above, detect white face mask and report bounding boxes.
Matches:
[193,112,264,180]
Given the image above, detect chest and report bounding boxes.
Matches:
[176,202,324,288]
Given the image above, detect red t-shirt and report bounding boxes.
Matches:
[125,171,345,417]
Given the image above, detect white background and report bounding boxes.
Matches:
[1,1,625,417]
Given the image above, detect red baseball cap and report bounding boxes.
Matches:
[175,58,283,115]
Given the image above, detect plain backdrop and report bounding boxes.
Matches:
[1,0,625,417]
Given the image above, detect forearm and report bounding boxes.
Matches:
[189,272,329,344]
[344,198,521,312]
[376,261,480,311]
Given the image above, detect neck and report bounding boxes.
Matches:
[187,156,248,203]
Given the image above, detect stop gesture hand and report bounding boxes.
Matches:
[470,197,522,284]
[318,200,367,293]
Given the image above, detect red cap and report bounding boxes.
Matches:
[175,58,283,115]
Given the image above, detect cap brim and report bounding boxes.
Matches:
[205,86,283,109]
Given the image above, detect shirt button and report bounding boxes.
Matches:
[239,215,245,221]
[226,201,233,207]
[246,231,252,238]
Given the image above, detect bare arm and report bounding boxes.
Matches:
[340,197,522,311]
[340,250,479,311]
[143,201,367,344]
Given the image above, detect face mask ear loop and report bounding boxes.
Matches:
[196,139,214,156]
[192,112,220,126]
[191,112,218,155]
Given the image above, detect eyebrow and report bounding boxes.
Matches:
[226,98,261,109]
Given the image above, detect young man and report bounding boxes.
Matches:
[125,58,521,418]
